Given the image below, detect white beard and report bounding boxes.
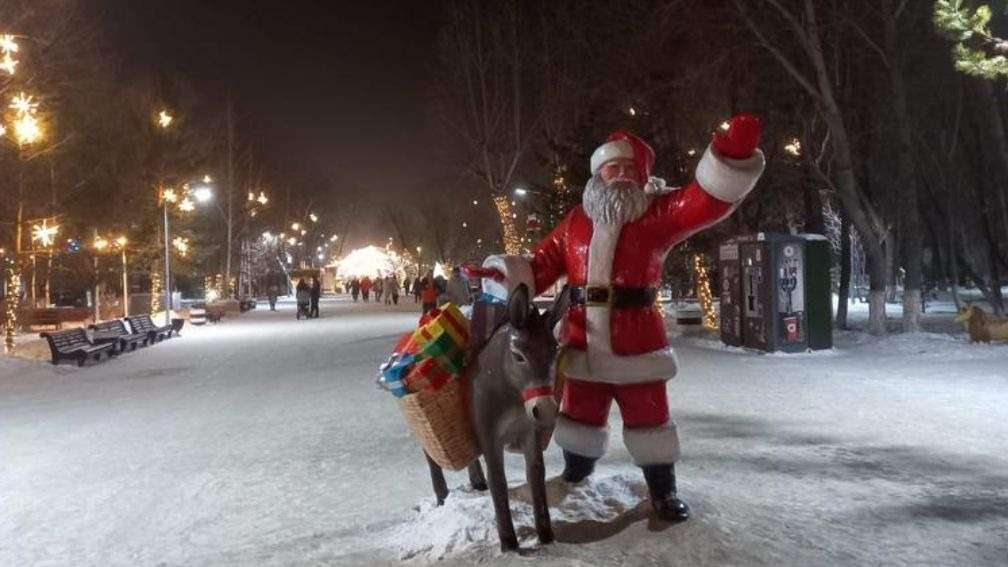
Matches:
[582,174,652,226]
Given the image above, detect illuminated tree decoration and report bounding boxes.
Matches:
[30,219,59,248]
[493,195,522,254]
[0,34,18,75]
[3,256,19,353]
[172,237,190,257]
[8,92,42,146]
[157,109,173,128]
[693,253,718,329]
[150,270,162,313]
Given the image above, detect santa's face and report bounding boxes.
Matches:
[599,158,641,185]
[582,165,651,226]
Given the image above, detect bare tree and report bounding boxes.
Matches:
[434,0,542,254]
[732,0,891,334]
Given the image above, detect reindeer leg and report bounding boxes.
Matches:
[467,458,488,491]
[424,451,449,507]
[482,440,518,551]
[525,429,554,545]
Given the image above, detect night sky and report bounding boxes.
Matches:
[101,0,443,201]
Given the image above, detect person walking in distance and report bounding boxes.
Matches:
[412,275,422,304]
[361,275,372,302]
[350,277,360,302]
[420,270,439,314]
[310,276,321,318]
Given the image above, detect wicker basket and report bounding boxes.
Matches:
[398,377,478,470]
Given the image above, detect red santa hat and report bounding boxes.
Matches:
[589,129,655,181]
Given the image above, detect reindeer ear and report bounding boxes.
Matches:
[508,283,531,329]
[548,284,572,330]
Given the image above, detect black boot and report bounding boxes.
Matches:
[641,463,690,523]
[561,450,597,483]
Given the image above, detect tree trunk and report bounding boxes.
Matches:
[973,80,1008,246]
[836,206,851,329]
[802,0,887,334]
[881,1,923,332]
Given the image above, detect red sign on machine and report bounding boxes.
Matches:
[784,316,799,341]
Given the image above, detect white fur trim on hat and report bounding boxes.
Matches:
[623,421,681,466]
[555,415,609,459]
[590,139,634,175]
[481,254,536,301]
[694,143,766,203]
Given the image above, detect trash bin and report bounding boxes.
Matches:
[718,233,832,352]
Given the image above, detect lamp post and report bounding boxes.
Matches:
[161,183,213,327]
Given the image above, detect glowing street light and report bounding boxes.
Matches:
[193,186,213,202]
[178,197,195,212]
[309,213,318,223]
[784,138,802,157]
[256,191,268,205]
[291,222,301,231]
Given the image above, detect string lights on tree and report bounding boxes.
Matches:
[492,195,522,254]
[693,253,718,330]
[3,254,19,353]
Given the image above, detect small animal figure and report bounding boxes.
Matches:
[954,303,1008,343]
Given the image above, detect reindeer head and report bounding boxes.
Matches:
[954,303,975,324]
[503,284,571,430]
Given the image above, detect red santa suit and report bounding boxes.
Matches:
[483,127,764,466]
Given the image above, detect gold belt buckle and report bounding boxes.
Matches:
[585,285,613,306]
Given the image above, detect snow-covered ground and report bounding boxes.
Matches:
[1,296,1006,566]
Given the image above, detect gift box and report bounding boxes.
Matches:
[404,357,453,393]
[417,334,465,374]
[377,351,416,398]
[413,303,469,350]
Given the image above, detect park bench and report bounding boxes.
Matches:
[90,319,148,353]
[40,328,115,366]
[126,314,174,343]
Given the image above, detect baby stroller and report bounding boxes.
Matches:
[295,288,312,320]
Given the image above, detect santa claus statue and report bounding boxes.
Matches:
[478,113,765,523]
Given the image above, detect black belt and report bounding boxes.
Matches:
[570,285,658,308]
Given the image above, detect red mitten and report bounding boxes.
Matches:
[712,113,762,160]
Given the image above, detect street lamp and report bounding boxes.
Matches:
[161,183,213,326]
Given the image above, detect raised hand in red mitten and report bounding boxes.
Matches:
[712,113,762,160]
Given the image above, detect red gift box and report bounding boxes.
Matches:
[404,357,453,393]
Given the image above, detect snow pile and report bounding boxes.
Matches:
[386,472,645,561]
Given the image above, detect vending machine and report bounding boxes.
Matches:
[718,233,832,352]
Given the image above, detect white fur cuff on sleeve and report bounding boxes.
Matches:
[694,143,766,203]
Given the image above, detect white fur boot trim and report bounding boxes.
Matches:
[623,421,681,466]
[555,415,609,459]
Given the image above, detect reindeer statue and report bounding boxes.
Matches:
[955,303,1008,343]
[423,284,570,552]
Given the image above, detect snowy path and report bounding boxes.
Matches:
[1,297,1006,566]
